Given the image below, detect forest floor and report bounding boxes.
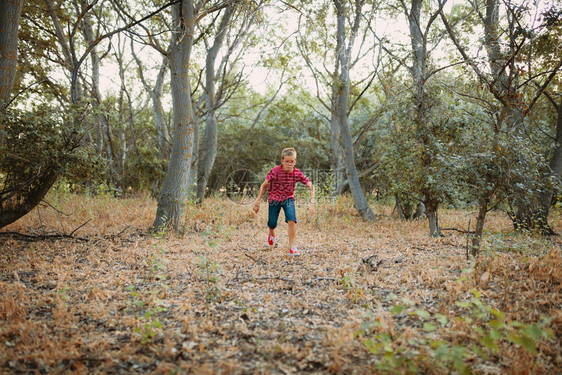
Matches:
[0,192,561,374]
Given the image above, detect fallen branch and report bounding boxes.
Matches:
[229,276,294,284]
[310,276,337,282]
[0,231,89,242]
[440,227,476,234]
[301,264,319,278]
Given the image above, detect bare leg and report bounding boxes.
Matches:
[269,227,275,237]
[288,220,296,249]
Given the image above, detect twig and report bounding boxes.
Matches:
[40,200,73,216]
[311,276,337,282]
[36,204,46,236]
[255,276,293,283]
[229,276,294,284]
[301,264,319,278]
[70,219,92,236]
[440,227,476,234]
[466,219,471,261]
[113,225,130,238]
[245,253,266,265]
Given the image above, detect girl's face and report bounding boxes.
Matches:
[281,155,296,172]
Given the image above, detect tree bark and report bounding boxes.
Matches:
[472,198,489,254]
[0,171,59,229]
[152,0,197,232]
[197,6,234,202]
[330,73,345,195]
[333,0,375,221]
[408,0,442,236]
[79,0,114,165]
[0,0,24,111]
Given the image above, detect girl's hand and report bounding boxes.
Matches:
[253,202,260,213]
[308,202,315,216]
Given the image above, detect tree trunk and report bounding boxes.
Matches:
[132,43,170,160]
[330,84,346,195]
[152,0,196,232]
[516,97,562,234]
[154,61,170,160]
[0,0,23,111]
[471,198,489,255]
[80,0,114,166]
[408,0,442,236]
[197,6,233,202]
[0,171,59,229]
[333,0,375,221]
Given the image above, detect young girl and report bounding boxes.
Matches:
[253,148,314,256]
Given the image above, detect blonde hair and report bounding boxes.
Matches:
[281,147,296,159]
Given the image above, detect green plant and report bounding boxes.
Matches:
[196,256,222,302]
[359,290,554,374]
[134,312,163,344]
[125,284,168,344]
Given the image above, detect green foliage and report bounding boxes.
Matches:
[0,108,104,223]
[359,290,555,374]
[196,256,222,302]
[1,108,98,179]
[123,145,168,193]
[210,91,330,192]
[127,282,168,344]
[373,76,468,207]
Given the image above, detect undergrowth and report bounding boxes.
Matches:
[0,191,560,373]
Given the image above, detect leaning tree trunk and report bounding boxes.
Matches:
[197,6,233,202]
[333,0,375,221]
[0,172,58,229]
[0,0,24,111]
[152,0,196,232]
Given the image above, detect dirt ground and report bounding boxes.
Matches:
[1,194,561,374]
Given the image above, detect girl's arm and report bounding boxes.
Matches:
[253,180,269,213]
[306,181,315,204]
[306,181,315,216]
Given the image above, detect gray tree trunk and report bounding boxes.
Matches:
[196,6,234,201]
[333,0,375,221]
[115,34,132,179]
[44,0,84,110]
[154,62,170,160]
[152,0,197,232]
[0,0,24,111]
[132,44,170,160]
[408,0,441,236]
[80,0,114,166]
[330,94,346,194]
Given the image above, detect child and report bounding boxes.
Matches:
[253,147,314,256]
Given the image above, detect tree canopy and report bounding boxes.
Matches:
[1,0,561,241]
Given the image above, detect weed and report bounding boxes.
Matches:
[196,256,222,302]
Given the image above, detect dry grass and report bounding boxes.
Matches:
[0,192,560,374]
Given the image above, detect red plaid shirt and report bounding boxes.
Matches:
[266,166,310,202]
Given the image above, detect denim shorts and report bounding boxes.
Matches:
[267,198,297,229]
